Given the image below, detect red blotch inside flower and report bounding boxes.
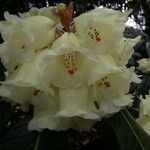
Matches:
[96,37,101,42]
[104,82,111,88]
[68,69,74,75]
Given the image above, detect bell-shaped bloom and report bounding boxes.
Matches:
[0,11,56,68]
[0,6,140,131]
[41,32,99,88]
[109,36,141,66]
[1,12,56,49]
[0,43,20,74]
[90,68,134,117]
[74,8,128,54]
[2,50,54,96]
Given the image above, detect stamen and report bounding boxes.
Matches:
[63,51,78,75]
[97,76,111,88]
[88,27,101,42]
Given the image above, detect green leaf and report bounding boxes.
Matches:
[108,109,150,150]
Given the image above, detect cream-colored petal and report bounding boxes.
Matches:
[0,14,56,65]
[138,58,150,73]
[140,96,150,116]
[19,6,59,24]
[137,95,150,135]
[28,101,72,131]
[0,86,11,99]
[137,116,150,135]
[88,54,123,85]
[10,86,34,104]
[89,68,133,117]
[19,7,39,19]
[91,92,132,118]
[38,6,59,24]
[42,50,97,88]
[4,51,54,95]
[112,93,133,107]
[55,86,89,117]
[75,8,127,53]
[0,43,20,73]
[0,84,34,104]
[41,33,98,88]
[4,11,20,24]
[23,16,56,50]
[99,67,134,95]
[109,36,141,66]
[30,90,57,109]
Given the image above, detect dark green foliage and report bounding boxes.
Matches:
[108,109,150,150]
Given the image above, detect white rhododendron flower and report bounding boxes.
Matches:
[0,5,140,131]
[109,36,141,66]
[137,95,150,135]
[74,8,127,54]
[19,6,60,24]
[138,58,150,73]
[3,50,55,95]
[0,10,57,74]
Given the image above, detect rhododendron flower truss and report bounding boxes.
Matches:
[0,5,140,131]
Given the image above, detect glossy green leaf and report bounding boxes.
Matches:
[108,109,150,150]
